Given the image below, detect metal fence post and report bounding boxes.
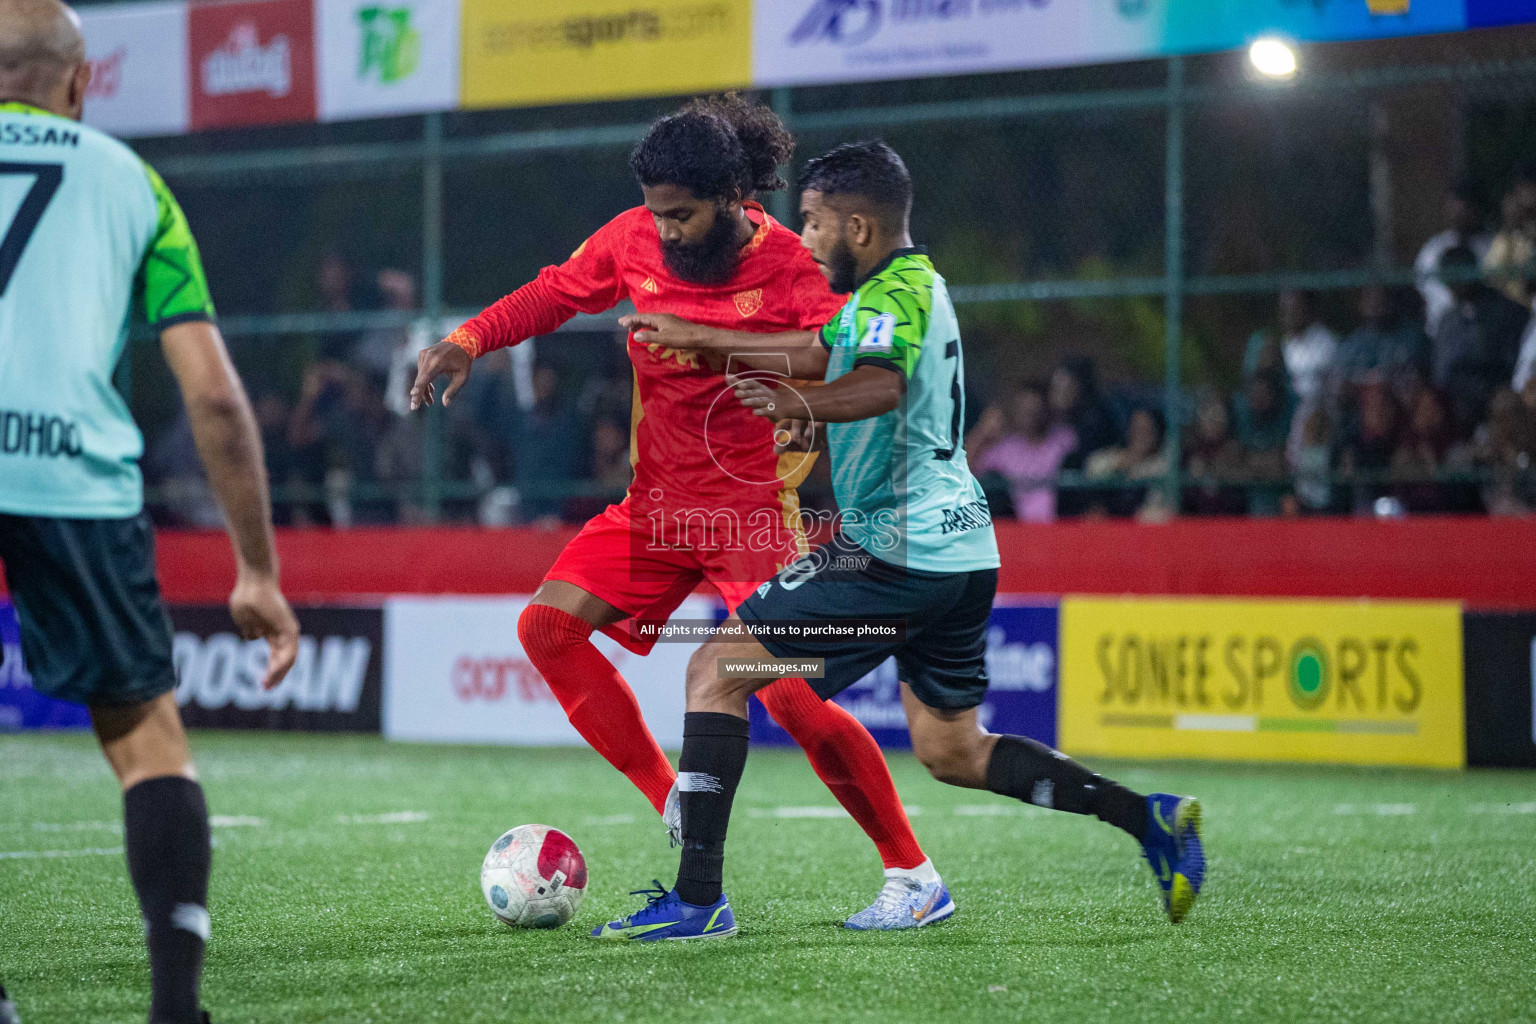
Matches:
[1162,56,1185,513]
[421,111,445,522]
[770,87,795,225]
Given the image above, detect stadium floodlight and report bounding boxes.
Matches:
[1249,37,1298,80]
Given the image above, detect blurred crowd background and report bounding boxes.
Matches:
[123,29,1536,528]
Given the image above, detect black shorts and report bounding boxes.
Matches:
[736,532,998,710]
[0,512,176,707]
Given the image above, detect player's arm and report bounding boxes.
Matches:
[732,279,926,425]
[731,365,901,424]
[139,164,299,688]
[412,223,629,410]
[619,313,832,378]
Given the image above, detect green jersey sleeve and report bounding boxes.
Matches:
[136,162,216,327]
[849,269,932,378]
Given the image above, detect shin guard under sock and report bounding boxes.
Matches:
[518,604,676,812]
[675,711,750,906]
[123,776,211,1024]
[984,735,1148,839]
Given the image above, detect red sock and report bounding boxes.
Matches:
[758,677,927,870]
[518,604,676,814]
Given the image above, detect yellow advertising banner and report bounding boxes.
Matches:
[1058,598,1464,768]
[460,0,751,110]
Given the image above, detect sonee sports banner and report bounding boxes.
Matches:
[1057,597,1466,768]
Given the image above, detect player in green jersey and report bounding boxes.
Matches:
[597,141,1205,940]
[0,3,299,1021]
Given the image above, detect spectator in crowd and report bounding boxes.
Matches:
[1048,357,1117,465]
[969,383,1078,523]
[352,268,421,389]
[590,414,633,494]
[251,388,295,526]
[1430,245,1529,437]
[1246,290,1338,410]
[1391,387,1458,514]
[1182,392,1247,516]
[1287,405,1338,516]
[1339,382,1400,513]
[1416,183,1490,332]
[1473,387,1536,515]
[316,250,363,361]
[287,361,391,527]
[1233,369,1295,516]
[1084,406,1172,520]
[507,363,585,524]
[1336,286,1429,392]
[1482,171,1536,309]
[143,404,222,529]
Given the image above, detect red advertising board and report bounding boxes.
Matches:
[188,0,315,130]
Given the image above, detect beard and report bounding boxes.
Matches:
[661,205,742,285]
[824,235,860,294]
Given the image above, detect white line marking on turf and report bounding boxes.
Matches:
[954,804,1018,816]
[337,812,430,825]
[209,816,267,828]
[750,806,849,819]
[747,805,924,820]
[32,821,120,833]
[1333,803,1417,816]
[583,815,638,826]
[1466,802,1536,814]
[0,846,124,861]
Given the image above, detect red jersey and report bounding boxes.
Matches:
[449,203,844,529]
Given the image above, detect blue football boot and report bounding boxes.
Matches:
[591,882,737,941]
[1141,793,1204,924]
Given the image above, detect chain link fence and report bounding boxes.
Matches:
[125,27,1536,527]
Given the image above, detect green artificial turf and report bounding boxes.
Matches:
[1,731,1533,1024]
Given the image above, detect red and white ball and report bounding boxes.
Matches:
[479,824,587,929]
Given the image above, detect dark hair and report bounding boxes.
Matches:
[800,140,913,230]
[629,93,793,201]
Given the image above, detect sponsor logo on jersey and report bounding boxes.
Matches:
[733,288,764,318]
[640,276,659,293]
[86,48,125,99]
[202,22,292,98]
[939,500,992,535]
[0,123,80,147]
[0,410,83,459]
[356,6,421,85]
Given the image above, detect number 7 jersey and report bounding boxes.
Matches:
[818,248,1000,574]
[0,102,215,518]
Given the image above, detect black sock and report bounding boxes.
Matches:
[123,776,211,1024]
[984,736,1148,840]
[675,711,750,907]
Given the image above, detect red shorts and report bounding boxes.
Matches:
[544,498,804,655]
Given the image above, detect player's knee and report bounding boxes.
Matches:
[517,602,590,663]
[685,643,746,710]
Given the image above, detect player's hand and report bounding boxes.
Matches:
[410,341,473,410]
[775,418,817,453]
[728,374,808,423]
[620,313,716,349]
[229,573,300,690]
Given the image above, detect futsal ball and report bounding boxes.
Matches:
[480,824,588,928]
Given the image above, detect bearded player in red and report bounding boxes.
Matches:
[409,96,946,928]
